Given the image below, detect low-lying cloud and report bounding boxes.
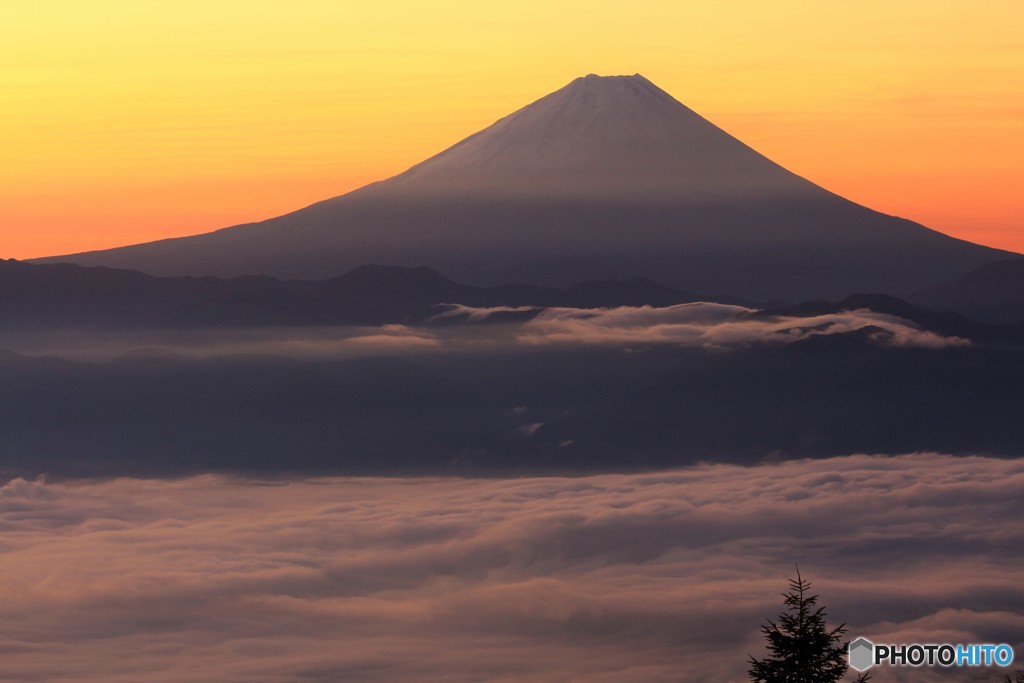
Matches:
[472,302,970,349]
[0,303,968,362]
[2,454,1021,682]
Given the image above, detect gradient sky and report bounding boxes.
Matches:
[2,1,1022,259]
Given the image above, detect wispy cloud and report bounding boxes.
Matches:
[432,304,541,323]
[0,304,968,362]
[1,454,1021,682]
[445,302,970,349]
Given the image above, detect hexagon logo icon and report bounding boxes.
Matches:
[848,637,875,672]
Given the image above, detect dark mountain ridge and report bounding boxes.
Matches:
[0,258,717,328]
[7,259,1024,349]
[910,257,1024,324]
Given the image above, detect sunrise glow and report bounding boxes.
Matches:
[2,0,1022,258]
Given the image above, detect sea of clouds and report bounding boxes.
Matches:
[1,454,1021,682]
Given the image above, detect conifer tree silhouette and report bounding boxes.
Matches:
[748,568,868,682]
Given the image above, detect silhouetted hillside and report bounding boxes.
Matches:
[0,259,710,328]
[911,258,1024,324]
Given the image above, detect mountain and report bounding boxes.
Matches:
[0,258,713,328]
[909,257,1024,324]
[0,257,289,326]
[36,74,1012,300]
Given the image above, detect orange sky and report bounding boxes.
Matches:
[2,1,1022,259]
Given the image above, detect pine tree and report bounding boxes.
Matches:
[748,568,855,683]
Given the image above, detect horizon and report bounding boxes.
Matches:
[3,1,1023,260]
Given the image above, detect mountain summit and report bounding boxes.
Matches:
[38,74,1012,299]
[384,73,816,200]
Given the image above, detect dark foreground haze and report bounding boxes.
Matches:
[2,454,1022,683]
[4,301,1024,478]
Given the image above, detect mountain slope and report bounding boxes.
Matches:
[36,74,1013,300]
[382,73,819,200]
[910,257,1024,324]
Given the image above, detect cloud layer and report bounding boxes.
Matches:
[0,303,969,363]
[2,454,1022,682]
[506,303,970,349]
